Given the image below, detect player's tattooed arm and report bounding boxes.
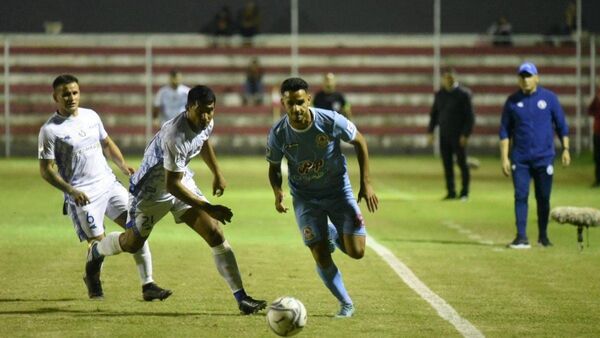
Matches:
[268,162,288,213]
[39,159,90,206]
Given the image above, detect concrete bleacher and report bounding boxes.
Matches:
[0,33,595,156]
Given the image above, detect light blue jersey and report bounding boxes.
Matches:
[267,108,365,245]
[266,108,357,199]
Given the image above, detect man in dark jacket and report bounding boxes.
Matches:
[428,68,475,201]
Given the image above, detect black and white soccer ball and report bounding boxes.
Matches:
[266,296,307,337]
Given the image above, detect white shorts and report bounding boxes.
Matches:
[127,179,208,238]
[67,180,128,241]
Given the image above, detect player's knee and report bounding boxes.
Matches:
[205,227,225,247]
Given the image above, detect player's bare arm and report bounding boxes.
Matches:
[165,169,233,224]
[200,140,226,196]
[101,136,135,176]
[499,138,511,176]
[39,159,90,206]
[349,131,379,213]
[268,162,288,213]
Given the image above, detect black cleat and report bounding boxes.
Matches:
[537,237,553,247]
[142,282,173,301]
[507,236,531,249]
[84,241,104,299]
[442,193,457,201]
[239,296,267,315]
[83,274,104,299]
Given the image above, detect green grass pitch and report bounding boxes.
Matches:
[1,155,599,337]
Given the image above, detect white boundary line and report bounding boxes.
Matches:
[367,235,485,338]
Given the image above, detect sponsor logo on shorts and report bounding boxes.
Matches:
[546,165,554,175]
[303,226,315,241]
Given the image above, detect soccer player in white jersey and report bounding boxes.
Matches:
[38,74,172,301]
[153,69,190,125]
[88,85,267,315]
[267,77,379,318]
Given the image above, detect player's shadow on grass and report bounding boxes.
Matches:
[0,298,78,302]
[0,306,249,318]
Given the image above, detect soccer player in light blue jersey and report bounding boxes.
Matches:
[88,85,266,315]
[267,77,379,318]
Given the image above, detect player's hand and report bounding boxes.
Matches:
[501,158,511,177]
[120,164,135,176]
[213,173,227,197]
[69,188,90,206]
[206,204,233,224]
[358,182,379,213]
[459,135,468,147]
[274,190,288,213]
[427,133,434,146]
[562,149,571,166]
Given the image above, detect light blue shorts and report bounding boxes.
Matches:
[292,187,366,246]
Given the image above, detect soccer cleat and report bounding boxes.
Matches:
[84,241,104,299]
[142,282,173,301]
[83,274,104,299]
[442,193,457,201]
[537,237,553,247]
[507,236,531,249]
[459,194,468,202]
[238,295,267,315]
[335,303,355,318]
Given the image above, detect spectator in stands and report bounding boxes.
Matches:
[243,57,264,105]
[211,5,234,47]
[487,16,513,46]
[238,1,260,46]
[313,73,352,120]
[427,68,474,201]
[588,87,600,187]
[500,62,570,249]
[153,69,190,126]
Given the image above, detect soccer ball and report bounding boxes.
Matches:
[266,296,307,337]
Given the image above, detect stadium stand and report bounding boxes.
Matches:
[0,34,594,155]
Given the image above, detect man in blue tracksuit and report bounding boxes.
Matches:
[499,62,570,249]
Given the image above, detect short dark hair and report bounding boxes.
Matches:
[187,85,216,106]
[280,77,309,95]
[52,74,79,90]
[169,69,181,77]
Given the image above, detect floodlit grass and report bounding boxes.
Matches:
[1,155,599,337]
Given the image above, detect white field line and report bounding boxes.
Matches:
[442,220,495,246]
[367,235,485,338]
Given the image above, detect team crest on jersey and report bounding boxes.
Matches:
[537,100,547,109]
[78,130,87,137]
[315,134,329,148]
[517,102,524,108]
[303,227,315,241]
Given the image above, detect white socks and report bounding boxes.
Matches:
[133,241,154,285]
[211,240,243,293]
[97,232,123,256]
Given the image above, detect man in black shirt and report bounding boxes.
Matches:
[428,68,475,201]
[313,72,352,119]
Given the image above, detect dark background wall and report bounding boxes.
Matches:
[1,0,598,34]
